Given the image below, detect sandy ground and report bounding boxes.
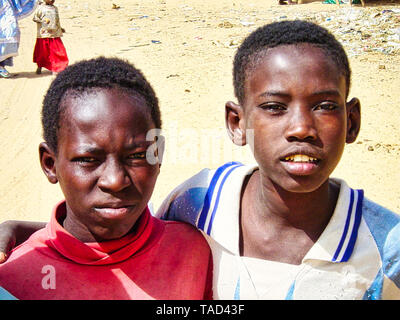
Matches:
[0,0,399,224]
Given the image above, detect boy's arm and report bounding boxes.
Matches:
[0,220,46,263]
[155,168,214,226]
[32,8,41,22]
[32,7,46,24]
[32,14,41,23]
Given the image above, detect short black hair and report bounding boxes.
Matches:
[233,20,351,104]
[42,56,161,152]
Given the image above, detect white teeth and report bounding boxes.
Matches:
[284,154,318,162]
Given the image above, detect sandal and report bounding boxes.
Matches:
[0,66,10,78]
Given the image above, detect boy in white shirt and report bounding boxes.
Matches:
[157,20,400,299]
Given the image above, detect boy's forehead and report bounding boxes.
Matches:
[57,88,155,149]
[250,44,336,70]
[59,87,152,129]
[63,86,146,104]
[243,44,347,102]
[61,87,147,115]
[246,44,342,84]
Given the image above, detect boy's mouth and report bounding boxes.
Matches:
[282,154,319,163]
[280,154,320,175]
[94,204,136,220]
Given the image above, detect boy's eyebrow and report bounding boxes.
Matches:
[75,141,152,154]
[259,89,342,98]
[75,146,102,154]
[311,89,342,97]
[259,91,291,98]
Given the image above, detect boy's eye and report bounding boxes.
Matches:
[73,157,98,163]
[259,103,286,112]
[72,157,100,167]
[314,103,338,111]
[127,152,146,160]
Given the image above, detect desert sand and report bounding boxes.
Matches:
[0,0,399,224]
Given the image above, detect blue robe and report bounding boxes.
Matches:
[0,0,37,64]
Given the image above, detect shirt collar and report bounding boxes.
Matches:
[207,164,364,263]
[205,163,258,255]
[46,201,161,265]
[303,178,364,263]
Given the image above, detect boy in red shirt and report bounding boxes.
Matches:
[0,57,212,300]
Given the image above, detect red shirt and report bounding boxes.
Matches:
[0,201,213,300]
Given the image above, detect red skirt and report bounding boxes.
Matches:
[33,37,69,72]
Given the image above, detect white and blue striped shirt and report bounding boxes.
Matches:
[157,162,400,299]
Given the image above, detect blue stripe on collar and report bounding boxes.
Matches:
[332,189,364,262]
[206,164,243,235]
[197,162,242,233]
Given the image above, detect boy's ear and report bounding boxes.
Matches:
[225,101,246,146]
[39,142,58,184]
[346,97,361,144]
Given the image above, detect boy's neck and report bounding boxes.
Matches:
[257,171,338,229]
[239,170,339,264]
[63,213,98,243]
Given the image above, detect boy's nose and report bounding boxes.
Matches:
[285,108,317,142]
[97,159,131,192]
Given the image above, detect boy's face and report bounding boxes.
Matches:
[227,44,360,193]
[40,88,160,241]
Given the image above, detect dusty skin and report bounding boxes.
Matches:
[0,0,399,223]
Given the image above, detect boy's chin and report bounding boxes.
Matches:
[91,226,134,242]
[274,176,331,194]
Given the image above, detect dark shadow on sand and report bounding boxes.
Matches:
[7,70,53,79]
